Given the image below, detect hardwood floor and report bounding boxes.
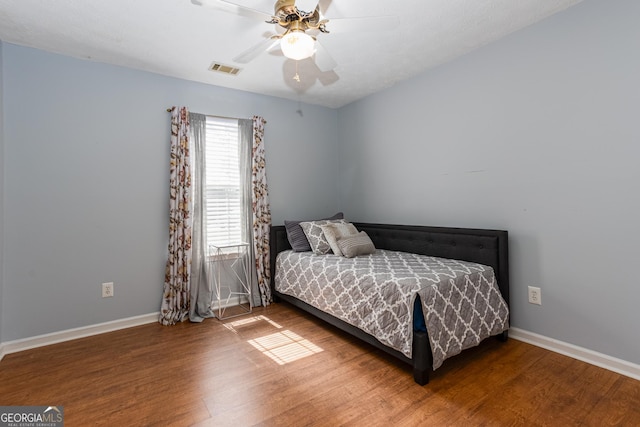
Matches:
[1,303,638,426]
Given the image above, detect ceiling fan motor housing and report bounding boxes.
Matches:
[273,0,324,33]
[275,0,298,16]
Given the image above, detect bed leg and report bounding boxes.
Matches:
[412,331,432,385]
[413,368,430,386]
[497,330,509,342]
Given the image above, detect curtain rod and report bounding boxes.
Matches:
[166,107,252,122]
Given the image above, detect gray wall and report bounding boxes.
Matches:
[1,44,338,341]
[338,0,640,365]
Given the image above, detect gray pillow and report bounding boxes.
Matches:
[300,219,347,255]
[337,231,376,258]
[284,212,343,252]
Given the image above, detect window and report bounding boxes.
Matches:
[205,116,242,249]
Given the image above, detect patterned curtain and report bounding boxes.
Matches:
[251,116,272,305]
[159,107,192,325]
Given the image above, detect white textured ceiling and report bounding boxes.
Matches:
[0,0,582,108]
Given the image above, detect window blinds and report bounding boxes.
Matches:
[205,116,241,249]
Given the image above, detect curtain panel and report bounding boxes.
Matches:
[160,107,193,325]
[251,116,272,306]
[188,113,215,322]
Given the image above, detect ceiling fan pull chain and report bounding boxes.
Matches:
[293,60,301,82]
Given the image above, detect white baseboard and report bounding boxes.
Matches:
[510,327,640,381]
[0,312,159,362]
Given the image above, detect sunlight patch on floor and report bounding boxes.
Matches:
[223,315,283,333]
[248,330,323,365]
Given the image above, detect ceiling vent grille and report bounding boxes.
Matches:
[209,62,241,75]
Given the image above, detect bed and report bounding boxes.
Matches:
[269,222,510,385]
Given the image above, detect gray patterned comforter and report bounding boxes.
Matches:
[275,249,509,369]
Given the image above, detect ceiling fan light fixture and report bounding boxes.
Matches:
[280,31,315,60]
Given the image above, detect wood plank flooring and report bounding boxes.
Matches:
[1,303,638,426]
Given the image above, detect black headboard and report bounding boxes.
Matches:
[269,223,509,307]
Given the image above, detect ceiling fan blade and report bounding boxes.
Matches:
[313,40,337,72]
[295,0,320,14]
[233,37,280,64]
[324,15,400,33]
[191,0,274,21]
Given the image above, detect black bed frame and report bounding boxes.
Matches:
[269,222,510,385]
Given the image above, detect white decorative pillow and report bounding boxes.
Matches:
[320,222,359,256]
[300,219,346,254]
[337,231,376,258]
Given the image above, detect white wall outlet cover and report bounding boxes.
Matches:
[102,282,114,298]
[528,286,541,305]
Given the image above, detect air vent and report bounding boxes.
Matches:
[209,62,241,75]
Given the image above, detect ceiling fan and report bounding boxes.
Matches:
[191,0,394,72]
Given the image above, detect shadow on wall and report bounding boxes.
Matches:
[282,57,339,93]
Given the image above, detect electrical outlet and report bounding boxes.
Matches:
[102,282,114,298]
[528,286,541,305]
